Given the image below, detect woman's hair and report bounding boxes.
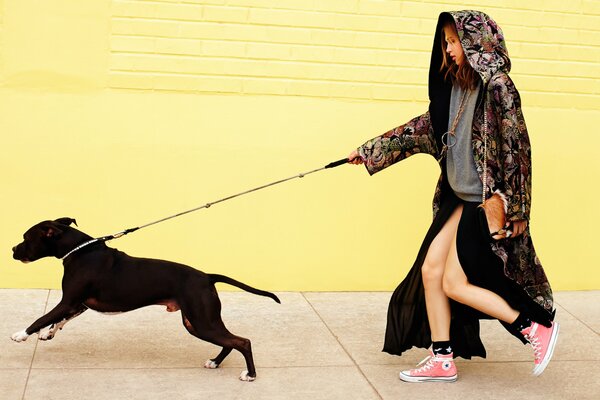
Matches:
[440,19,479,89]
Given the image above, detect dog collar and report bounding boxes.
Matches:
[60,230,132,261]
[61,238,101,261]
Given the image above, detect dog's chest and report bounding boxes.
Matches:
[83,298,126,314]
[83,298,180,314]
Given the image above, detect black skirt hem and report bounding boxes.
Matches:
[382,191,552,360]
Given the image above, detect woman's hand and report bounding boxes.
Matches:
[348,150,363,165]
[510,220,528,237]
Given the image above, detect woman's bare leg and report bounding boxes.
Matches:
[442,228,519,323]
[421,205,464,341]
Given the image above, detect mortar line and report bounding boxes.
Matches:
[20,289,51,400]
[301,292,384,400]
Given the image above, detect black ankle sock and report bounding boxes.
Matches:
[432,341,452,355]
[511,313,532,332]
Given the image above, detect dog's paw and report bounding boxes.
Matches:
[38,330,55,341]
[239,371,256,382]
[204,359,219,369]
[11,330,29,342]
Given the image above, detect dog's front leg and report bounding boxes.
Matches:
[39,305,87,341]
[11,302,81,342]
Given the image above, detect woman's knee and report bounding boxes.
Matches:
[421,258,445,288]
[442,273,467,300]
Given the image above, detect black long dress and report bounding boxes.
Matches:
[382,181,553,359]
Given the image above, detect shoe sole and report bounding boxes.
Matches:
[532,322,560,376]
[399,372,457,383]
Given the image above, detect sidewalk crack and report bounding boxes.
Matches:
[21,289,51,400]
[554,300,599,336]
[301,292,383,400]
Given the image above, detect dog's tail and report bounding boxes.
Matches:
[208,274,281,304]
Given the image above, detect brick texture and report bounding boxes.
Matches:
[109,0,600,109]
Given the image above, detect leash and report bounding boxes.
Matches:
[62,157,352,260]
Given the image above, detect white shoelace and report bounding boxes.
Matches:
[414,355,435,373]
[525,335,542,361]
[523,324,542,362]
[413,354,449,373]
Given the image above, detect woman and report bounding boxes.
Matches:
[348,10,559,382]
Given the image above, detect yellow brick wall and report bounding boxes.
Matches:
[106,0,600,109]
[1,1,599,291]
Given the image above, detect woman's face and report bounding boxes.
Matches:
[443,24,465,66]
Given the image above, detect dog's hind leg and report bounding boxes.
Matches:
[180,312,253,378]
[204,347,233,369]
[179,289,257,381]
[180,312,229,369]
[200,326,256,381]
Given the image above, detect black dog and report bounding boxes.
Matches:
[11,217,280,381]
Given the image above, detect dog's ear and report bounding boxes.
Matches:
[54,217,78,227]
[41,223,63,238]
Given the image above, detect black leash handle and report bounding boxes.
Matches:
[325,158,350,169]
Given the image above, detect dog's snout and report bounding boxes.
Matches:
[12,246,16,252]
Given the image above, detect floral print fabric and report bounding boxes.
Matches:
[357,10,553,312]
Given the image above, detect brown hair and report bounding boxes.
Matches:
[440,19,478,90]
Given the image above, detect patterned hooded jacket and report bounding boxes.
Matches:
[357,10,553,312]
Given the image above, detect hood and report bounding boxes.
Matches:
[427,10,511,140]
[431,10,511,86]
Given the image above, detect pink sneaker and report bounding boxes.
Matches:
[399,350,457,383]
[521,321,560,376]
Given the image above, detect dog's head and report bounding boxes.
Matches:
[12,218,79,263]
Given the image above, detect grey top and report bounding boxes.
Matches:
[446,82,483,202]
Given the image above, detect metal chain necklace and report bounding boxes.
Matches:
[441,88,470,151]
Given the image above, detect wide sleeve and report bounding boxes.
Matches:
[490,75,531,222]
[357,111,438,176]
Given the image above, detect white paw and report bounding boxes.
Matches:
[239,370,256,382]
[38,330,54,341]
[11,330,29,342]
[204,359,218,369]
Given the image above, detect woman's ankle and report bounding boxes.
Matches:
[432,340,452,355]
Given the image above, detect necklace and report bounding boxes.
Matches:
[441,88,470,151]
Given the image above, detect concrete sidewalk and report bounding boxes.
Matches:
[1,289,599,400]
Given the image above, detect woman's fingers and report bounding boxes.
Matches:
[348,150,363,164]
[510,220,528,237]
